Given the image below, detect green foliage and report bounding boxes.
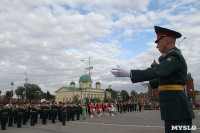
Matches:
[15,86,25,98]
[105,88,118,100]
[91,97,101,103]
[72,94,80,103]
[130,90,137,101]
[5,91,12,102]
[120,90,130,102]
[46,90,55,100]
[103,97,114,103]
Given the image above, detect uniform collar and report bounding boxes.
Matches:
[167,47,178,54]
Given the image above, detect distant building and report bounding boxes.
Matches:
[134,92,149,103]
[195,91,200,101]
[186,73,195,100]
[55,74,111,103]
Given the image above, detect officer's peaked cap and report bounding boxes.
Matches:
[154,26,182,43]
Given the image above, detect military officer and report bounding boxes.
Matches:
[111,26,195,133]
[30,104,37,126]
[51,102,57,123]
[61,103,67,126]
[8,105,14,127]
[67,103,71,121]
[17,104,24,128]
[41,102,48,125]
[0,104,9,130]
[77,104,82,120]
[71,104,75,121]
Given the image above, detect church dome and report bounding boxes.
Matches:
[70,81,75,85]
[96,82,101,85]
[79,75,92,83]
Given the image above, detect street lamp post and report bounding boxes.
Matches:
[10,81,14,104]
[81,57,93,103]
[22,72,28,102]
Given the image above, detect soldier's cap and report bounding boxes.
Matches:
[154,26,182,43]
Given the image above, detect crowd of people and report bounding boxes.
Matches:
[0,101,143,130]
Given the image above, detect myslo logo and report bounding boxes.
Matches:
[171,125,196,131]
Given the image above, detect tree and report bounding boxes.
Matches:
[72,94,80,103]
[130,90,137,101]
[120,90,130,102]
[105,88,118,100]
[103,97,114,103]
[15,86,25,98]
[91,97,102,103]
[5,91,12,103]
[24,83,42,103]
[46,91,55,101]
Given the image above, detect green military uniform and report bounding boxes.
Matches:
[71,105,75,121]
[61,106,67,126]
[30,106,37,126]
[17,107,24,128]
[131,47,195,132]
[8,107,13,127]
[0,107,9,130]
[67,105,71,121]
[76,105,81,120]
[131,47,195,120]
[41,105,48,125]
[23,107,28,125]
[51,104,57,123]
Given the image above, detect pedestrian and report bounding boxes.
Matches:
[81,104,87,119]
[90,103,95,118]
[111,26,195,133]
[110,103,115,116]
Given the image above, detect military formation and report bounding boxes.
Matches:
[0,101,142,130]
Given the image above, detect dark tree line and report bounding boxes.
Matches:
[2,83,54,103]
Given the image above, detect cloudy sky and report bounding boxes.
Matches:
[0,0,200,96]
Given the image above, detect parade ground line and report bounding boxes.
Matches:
[72,121,165,129]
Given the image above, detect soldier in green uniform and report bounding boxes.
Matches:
[30,104,37,126]
[13,104,18,124]
[61,103,67,126]
[67,103,71,121]
[17,104,24,128]
[23,105,28,125]
[51,102,57,123]
[41,102,48,125]
[0,104,9,130]
[111,26,195,133]
[8,105,14,127]
[77,104,82,120]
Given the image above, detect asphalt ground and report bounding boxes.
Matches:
[1,110,200,133]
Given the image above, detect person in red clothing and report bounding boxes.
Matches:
[104,103,109,115]
[90,103,95,118]
[97,103,102,117]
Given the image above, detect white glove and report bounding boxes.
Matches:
[110,65,130,77]
[141,81,149,88]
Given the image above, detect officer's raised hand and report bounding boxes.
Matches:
[110,65,130,77]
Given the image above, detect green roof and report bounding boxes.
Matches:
[79,75,92,83]
[70,81,75,85]
[61,87,82,91]
[96,82,101,85]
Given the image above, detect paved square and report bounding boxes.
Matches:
[1,110,200,133]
